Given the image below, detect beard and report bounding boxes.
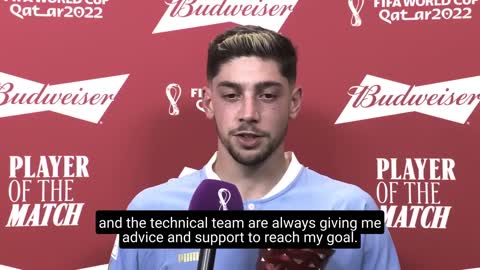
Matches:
[216,122,288,166]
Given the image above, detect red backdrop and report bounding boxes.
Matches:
[0,0,479,269]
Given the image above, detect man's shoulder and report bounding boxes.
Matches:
[300,168,378,210]
[127,169,204,210]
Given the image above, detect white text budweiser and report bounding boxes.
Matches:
[349,85,480,107]
[0,83,113,106]
[335,74,480,124]
[166,0,294,17]
[0,72,129,123]
[152,0,299,33]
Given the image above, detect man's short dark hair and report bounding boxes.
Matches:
[207,25,297,85]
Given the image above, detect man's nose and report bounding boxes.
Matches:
[239,95,260,122]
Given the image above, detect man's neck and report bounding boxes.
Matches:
[213,144,290,200]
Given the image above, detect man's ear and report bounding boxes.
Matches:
[202,86,215,119]
[289,87,302,119]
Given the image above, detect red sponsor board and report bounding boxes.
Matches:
[0,0,479,269]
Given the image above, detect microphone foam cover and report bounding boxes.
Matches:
[189,179,243,211]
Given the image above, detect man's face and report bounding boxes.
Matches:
[204,56,301,166]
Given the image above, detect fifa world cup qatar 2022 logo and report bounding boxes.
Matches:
[165,83,205,116]
[218,188,231,211]
[349,0,365,26]
[166,83,182,116]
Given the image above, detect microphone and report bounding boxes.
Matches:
[257,248,335,270]
[189,179,244,270]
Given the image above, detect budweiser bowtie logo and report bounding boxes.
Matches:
[0,72,129,123]
[152,0,299,33]
[335,75,480,124]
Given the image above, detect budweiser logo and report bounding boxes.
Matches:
[152,0,299,33]
[0,72,129,123]
[336,75,480,124]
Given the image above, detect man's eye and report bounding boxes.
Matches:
[223,94,238,100]
[260,93,276,100]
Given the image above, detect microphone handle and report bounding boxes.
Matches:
[197,248,216,270]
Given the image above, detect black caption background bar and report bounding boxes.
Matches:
[96,210,384,249]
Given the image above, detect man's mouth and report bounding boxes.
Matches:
[235,132,262,138]
[233,132,264,148]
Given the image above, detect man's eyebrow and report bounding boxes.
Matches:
[217,81,242,91]
[216,81,283,91]
[254,81,283,91]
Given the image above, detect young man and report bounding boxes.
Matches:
[108,25,401,270]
